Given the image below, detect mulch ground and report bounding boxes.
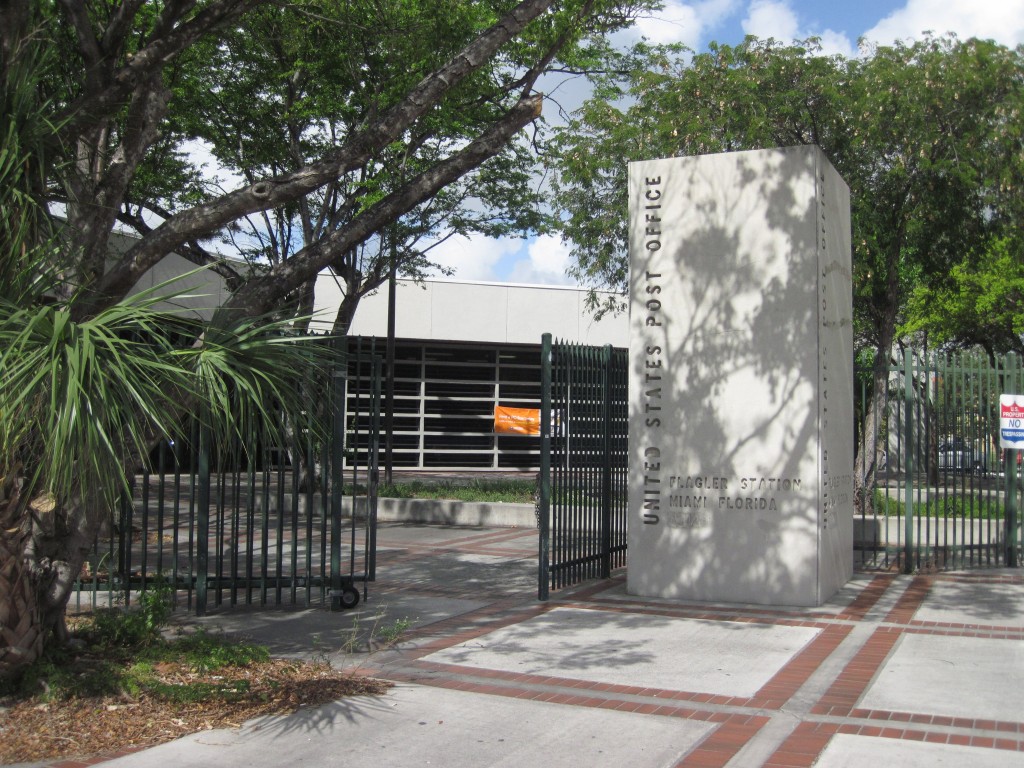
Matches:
[0,658,391,764]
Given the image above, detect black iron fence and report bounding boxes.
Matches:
[535,340,1023,590]
[72,344,382,615]
[538,334,628,599]
[855,350,1022,572]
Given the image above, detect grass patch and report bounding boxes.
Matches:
[871,488,1012,520]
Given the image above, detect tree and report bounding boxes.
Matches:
[20,0,643,323]
[903,237,1024,358]
[0,26,334,679]
[548,34,1024,493]
[160,1,555,333]
[0,0,650,678]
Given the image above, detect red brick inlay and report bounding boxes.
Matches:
[396,621,849,714]
[747,624,852,709]
[764,722,838,768]
[674,715,771,767]
[838,575,895,621]
[771,721,1024,755]
[904,622,1024,638]
[812,627,901,716]
[884,575,931,624]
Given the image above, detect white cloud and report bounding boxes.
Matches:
[505,234,578,286]
[741,1,855,57]
[863,0,1024,47]
[423,233,520,282]
[632,1,701,45]
[627,0,741,48]
[742,0,798,40]
[815,29,857,58]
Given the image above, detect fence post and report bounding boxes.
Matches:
[1006,353,1019,568]
[539,333,552,601]
[118,486,132,608]
[367,355,382,584]
[330,369,346,600]
[600,344,613,579]
[195,422,210,616]
[903,351,915,574]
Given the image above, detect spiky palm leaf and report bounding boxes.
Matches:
[0,279,339,680]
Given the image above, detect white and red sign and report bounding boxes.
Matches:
[1000,394,1024,449]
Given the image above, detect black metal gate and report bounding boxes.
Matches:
[73,342,382,615]
[536,337,1023,591]
[856,350,1023,572]
[538,334,628,599]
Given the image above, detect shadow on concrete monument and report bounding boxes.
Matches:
[627,145,853,607]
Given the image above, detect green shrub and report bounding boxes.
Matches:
[871,488,1007,519]
[353,478,537,504]
[86,584,173,648]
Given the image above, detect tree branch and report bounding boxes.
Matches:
[82,0,559,316]
[57,0,262,142]
[222,94,543,319]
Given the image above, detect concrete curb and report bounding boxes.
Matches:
[144,491,538,529]
[370,497,536,528]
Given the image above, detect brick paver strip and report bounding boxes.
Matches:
[811,627,900,716]
[884,575,931,623]
[901,623,1024,639]
[836,575,894,620]
[764,722,839,768]
[382,617,849,716]
[756,623,852,704]
[674,715,771,768]
[767,721,1024,766]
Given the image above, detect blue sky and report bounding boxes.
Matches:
[428,0,1024,287]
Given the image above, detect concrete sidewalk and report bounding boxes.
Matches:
[50,522,1024,767]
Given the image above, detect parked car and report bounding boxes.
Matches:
[937,438,986,474]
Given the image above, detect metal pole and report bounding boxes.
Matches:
[385,251,396,485]
[1006,353,1020,567]
[196,423,210,616]
[1005,449,1018,568]
[367,356,382,586]
[539,333,552,601]
[330,369,346,601]
[601,345,613,579]
[903,351,914,574]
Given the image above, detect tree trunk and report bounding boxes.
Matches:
[1,469,111,680]
[0,505,44,680]
[853,229,906,516]
[854,367,886,517]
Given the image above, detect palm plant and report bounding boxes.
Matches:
[0,275,339,683]
[0,30,338,681]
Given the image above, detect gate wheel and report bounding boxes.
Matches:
[332,586,361,611]
[341,586,361,609]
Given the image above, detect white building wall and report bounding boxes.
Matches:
[314,274,628,347]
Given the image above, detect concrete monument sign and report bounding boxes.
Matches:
[627,146,853,607]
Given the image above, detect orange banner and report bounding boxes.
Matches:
[494,405,541,436]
